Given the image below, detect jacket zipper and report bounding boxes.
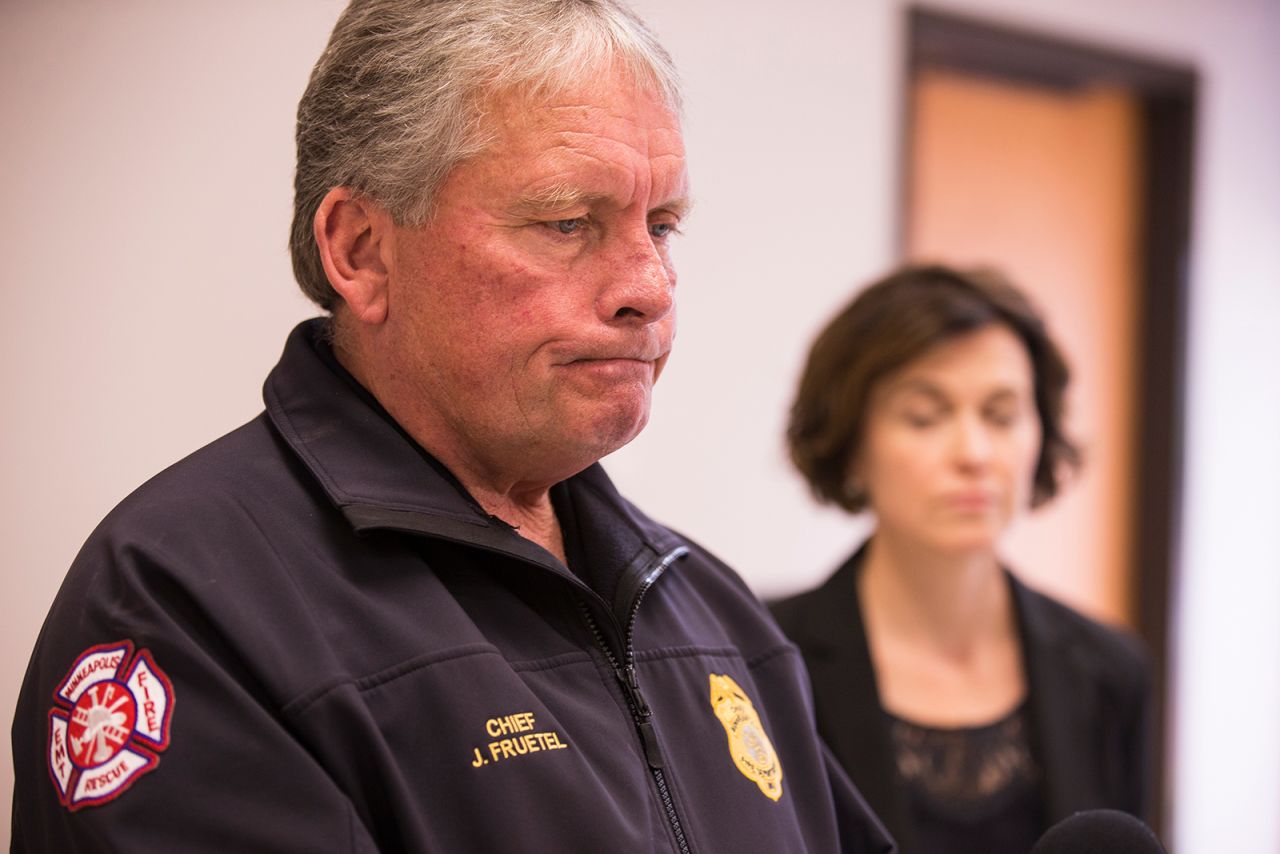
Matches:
[579,546,691,854]
[379,511,695,850]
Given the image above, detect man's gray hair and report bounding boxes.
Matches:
[290,0,683,310]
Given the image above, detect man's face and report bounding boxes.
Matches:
[380,68,688,484]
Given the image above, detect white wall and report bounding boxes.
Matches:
[0,0,345,836]
[3,1,1277,850]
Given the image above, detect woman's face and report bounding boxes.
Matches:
[854,323,1044,556]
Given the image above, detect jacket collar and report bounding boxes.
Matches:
[261,319,681,567]
[1009,573,1100,822]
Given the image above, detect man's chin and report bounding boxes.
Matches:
[521,392,652,470]
[575,403,652,458]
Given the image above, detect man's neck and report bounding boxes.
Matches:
[469,483,567,565]
[332,332,569,564]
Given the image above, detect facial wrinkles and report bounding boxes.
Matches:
[496,89,681,429]
[536,96,683,189]
[528,125,682,321]
[529,149,656,224]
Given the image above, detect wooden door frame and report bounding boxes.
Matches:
[900,6,1197,831]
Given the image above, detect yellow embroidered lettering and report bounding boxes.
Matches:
[486,711,537,737]
[472,711,570,768]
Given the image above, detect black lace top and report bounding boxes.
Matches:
[887,701,1047,854]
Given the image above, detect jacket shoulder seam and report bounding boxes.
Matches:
[283,643,503,716]
[745,642,798,670]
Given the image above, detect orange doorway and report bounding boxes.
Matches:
[902,10,1197,831]
[905,68,1142,628]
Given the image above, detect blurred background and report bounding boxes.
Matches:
[3,0,1277,849]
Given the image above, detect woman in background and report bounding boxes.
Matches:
[771,265,1152,854]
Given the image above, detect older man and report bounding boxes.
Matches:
[12,2,892,851]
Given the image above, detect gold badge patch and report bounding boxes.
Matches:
[708,673,783,802]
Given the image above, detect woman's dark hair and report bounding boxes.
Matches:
[787,263,1082,512]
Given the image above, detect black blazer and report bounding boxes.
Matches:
[770,546,1153,854]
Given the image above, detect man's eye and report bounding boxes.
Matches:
[548,218,586,235]
[649,221,678,239]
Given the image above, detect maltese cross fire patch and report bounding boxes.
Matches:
[47,641,175,811]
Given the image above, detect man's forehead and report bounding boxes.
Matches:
[482,68,682,142]
[474,78,689,212]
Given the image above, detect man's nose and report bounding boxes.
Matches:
[597,231,675,324]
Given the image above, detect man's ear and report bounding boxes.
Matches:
[314,187,394,325]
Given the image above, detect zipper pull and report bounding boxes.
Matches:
[619,665,666,769]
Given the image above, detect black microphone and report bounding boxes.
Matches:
[1031,809,1167,853]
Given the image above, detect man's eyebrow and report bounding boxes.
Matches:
[510,184,695,219]
[511,183,609,215]
[658,196,694,219]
